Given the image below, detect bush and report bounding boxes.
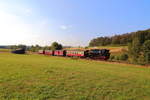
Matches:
[109,55,115,61]
[137,54,146,65]
[114,55,120,61]
[145,52,150,64]
[112,54,128,61]
[120,53,128,61]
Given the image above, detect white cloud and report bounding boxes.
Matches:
[60,25,72,30]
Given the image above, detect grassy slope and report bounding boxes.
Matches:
[0,53,150,100]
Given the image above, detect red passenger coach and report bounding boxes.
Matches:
[54,50,66,56]
[66,50,87,57]
[38,50,45,54]
[45,50,54,56]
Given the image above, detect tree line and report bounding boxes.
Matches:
[89,33,133,46]
[10,42,63,52]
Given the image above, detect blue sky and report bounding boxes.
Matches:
[0,0,150,46]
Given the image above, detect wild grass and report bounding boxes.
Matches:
[0,53,150,100]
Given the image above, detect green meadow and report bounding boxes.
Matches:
[0,49,10,52]
[0,53,150,100]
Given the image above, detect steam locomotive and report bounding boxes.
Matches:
[38,49,110,60]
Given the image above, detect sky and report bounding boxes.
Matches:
[0,0,150,46]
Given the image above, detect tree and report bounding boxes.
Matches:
[10,45,18,50]
[143,40,150,64]
[29,45,36,52]
[35,44,41,51]
[18,44,27,50]
[120,53,128,61]
[143,40,150,53]
[43,46,51,50]
[28,45,42,52]
[128,31,150,65]
[51,42,63,50]
[112,35,121,45]
[128,37,142,63]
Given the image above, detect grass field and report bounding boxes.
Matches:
[0,53,150,100]
[0,49,10,52]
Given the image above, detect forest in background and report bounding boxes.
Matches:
[89,29,150,46]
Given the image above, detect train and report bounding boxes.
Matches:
[38,49,110,60]
[11,48,26,54]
